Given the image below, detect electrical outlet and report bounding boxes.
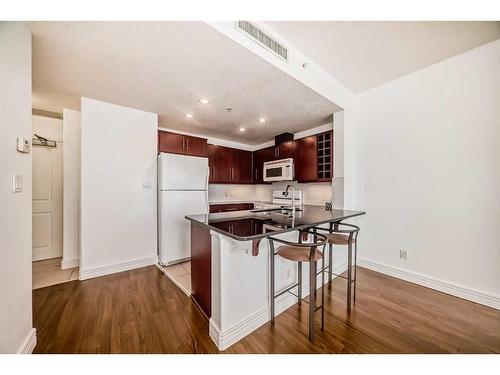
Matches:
[286,267,292,280]
[400,249,408,260]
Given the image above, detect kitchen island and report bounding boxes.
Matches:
[185,205,365,350]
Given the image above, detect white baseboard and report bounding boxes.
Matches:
[209,260,347,351]
[79,256,158,280]
[61,257,79,269]
[32,248,62,262]
[358,258,500,310]
[17,328,36,354]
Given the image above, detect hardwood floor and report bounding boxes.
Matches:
[33,265,500,354]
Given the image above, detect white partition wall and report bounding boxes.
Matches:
[62,109,81,269]
[80,98,158,279]
[0,22,35,354]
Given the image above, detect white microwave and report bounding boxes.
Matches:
[263,158,294,182]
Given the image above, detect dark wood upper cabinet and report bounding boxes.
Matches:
[253,146,274,183]
[158,131,184,154]
[294,135,318,182]
[162,129,333,185]
[207,144,252,184]
[183,134,208,157]
[293,130,334,182]
[208,144,230,183]
[275,140,294,160]
[158,131,207,157]
[317,131,333,181]
[232,148,252,183]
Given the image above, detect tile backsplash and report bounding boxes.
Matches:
[209,179,344,207]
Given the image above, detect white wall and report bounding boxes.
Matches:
[62,109,81,269]
[354,40,500,308]
[32,115,63,141]
[0,22,36,353]
[80,98,158,279]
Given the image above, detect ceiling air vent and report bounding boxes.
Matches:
[236,21,288,62]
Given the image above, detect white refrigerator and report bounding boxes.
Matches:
[158,152,209,265]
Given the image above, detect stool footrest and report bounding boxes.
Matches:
[275,282,300,299]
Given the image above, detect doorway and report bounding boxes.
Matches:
[32,113,78,289]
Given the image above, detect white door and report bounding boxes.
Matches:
[159,190,208,265]
[32,144,63,261]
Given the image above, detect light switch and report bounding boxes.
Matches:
[142,181,152,190]
[12,174,22,193]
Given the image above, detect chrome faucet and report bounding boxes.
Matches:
[285,184,296,213]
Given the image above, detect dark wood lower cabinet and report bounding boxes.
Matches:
[209,203,254,213]
[190,222,212,318]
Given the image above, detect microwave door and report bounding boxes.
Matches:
[265,166,283,181]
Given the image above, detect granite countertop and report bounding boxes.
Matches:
[186,205,366,241]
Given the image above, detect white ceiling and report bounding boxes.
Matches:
[266,21,500,93]
[29,21,340,145]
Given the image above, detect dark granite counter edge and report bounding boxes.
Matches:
[185,211,366,242]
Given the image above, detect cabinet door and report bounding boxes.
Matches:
[213,145,232,183]
[209,203,254,213]
[231,148,252,183]
[294,135,318,182]
[278,141,294,159]
[253,146,274,183]
[158,131,185,154]
[184,134,207,157]
[207,144,216,183]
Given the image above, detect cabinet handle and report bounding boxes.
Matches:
[277,147,280,158]
[182,139,185,150]
[255,168,258,181]
[186,139,189,150]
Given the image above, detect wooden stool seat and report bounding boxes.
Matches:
[325,233,357,245]
[277,245,323,262]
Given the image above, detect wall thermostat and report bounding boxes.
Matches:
[17,137,31,153]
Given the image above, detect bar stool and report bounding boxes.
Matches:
[268,230,328,342]
[313,222,360,306]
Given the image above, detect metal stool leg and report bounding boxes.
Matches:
[328,243,333,285]
[269,240,275,324]
[297,261,302,305]
[347,240,352,307]
[309,260,316,342]
[321,250,325,331]
[354,239,358,303]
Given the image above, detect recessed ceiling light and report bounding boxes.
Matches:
[186,114,193,118]
[259,118,266,123]
[199,99,209,104]
[239,127,245,132]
